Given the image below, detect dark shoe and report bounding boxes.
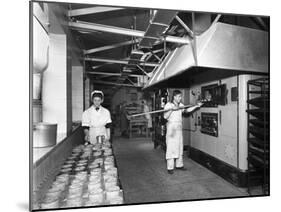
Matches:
[175,166,187,171]
[167,169,174,174]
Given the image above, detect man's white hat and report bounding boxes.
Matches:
[91,90,104,99]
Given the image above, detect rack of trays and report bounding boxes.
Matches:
[247,77,269,195]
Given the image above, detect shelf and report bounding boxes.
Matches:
[248,78,269,86]
[247,77,269,195]
[248,155,269,168]
[249,144,269,159]
[249,126,269,140]
[248,90,269,94]
[249,119,269,128]
[246,109,269,120]
[247,96,269,108]
[248,137,269,149]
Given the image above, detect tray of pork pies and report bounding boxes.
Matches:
[39,143,124,209]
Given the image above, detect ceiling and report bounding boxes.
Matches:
[67,3,269,106]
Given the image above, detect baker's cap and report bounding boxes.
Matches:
[91,90,104,99]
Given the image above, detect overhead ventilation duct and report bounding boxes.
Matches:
[139,10,178,49]
[144,22,268,89]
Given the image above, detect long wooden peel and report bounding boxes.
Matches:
[129,103,203,118]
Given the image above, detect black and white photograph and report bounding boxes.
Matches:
[30,0,270,211]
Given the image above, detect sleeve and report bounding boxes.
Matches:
[163,103,172,120]
[105,110,112,124]
[82,110,90,127]
[179,103,185,113]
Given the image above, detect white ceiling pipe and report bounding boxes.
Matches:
[69,21,190,45]
[83,39,141,54]
[68,6,124,17]
[85,57,159,67]
[88,71,143,77]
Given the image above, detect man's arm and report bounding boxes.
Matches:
[184,102,203,113]
[105,110,112,141]
[106,128,111,141]
[82,110,90,144]
[83,127,90,143]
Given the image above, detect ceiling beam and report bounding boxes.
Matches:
[175,16,194,38]
[251,17,268,30]
[91,63,114,69]
[92,80,141,88]
[83,39,141,55]
[142,48,165,61]
[136,65,149,77]
[69,21,190,45]
[88,71,143,77]
[85,57,159,67]
[68,7,124,17]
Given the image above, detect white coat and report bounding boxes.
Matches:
[163,102,184,160]
[82,105,112,144]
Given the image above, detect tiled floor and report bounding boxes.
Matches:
[112,137,248,204]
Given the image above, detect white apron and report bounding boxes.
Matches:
[82,105,112,144]
[89,125,107,144]
[164,102,184,159]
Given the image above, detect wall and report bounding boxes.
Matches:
[111,87,144,112]
[40,3,84,134]
[72,65,83,122]
[189,75,239,168]
[84,78,90,110]
[188,74,264,171]
[42,33,68,134]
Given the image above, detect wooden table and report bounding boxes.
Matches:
[128,118,148,139]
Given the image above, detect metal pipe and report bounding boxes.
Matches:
[175,15,194,38]
[69,21,190,45]
[68,6,124,17]
[137,65,149,77]
[88,71,142,77]
[191,12,198,66]
[85,57,159,67]
[149,49,162,62]
[83,39,140,54]
[92,80,141,87]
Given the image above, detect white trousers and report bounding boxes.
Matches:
[167,155,183,170]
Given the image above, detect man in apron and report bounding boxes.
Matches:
[164,90,202,174]
[82,90,112,144]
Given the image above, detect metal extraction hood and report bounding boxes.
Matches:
[144,22,268,89]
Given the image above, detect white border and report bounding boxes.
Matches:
[1,1,279,212]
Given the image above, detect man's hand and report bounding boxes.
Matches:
[196,102,204,107]
[84,134,90,142]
